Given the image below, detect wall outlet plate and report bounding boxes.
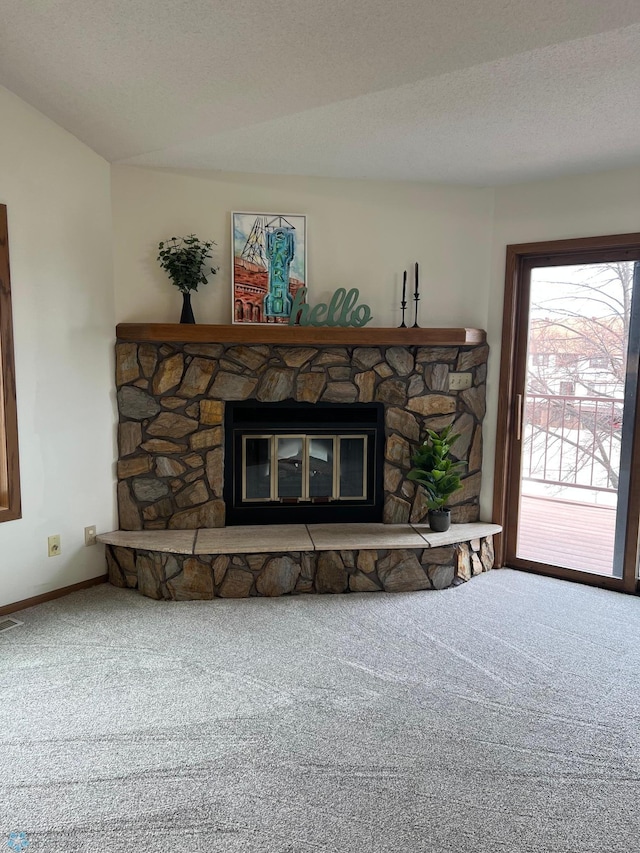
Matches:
[48,534,61,557]
[84,525,97,546]
[449,372,473,391]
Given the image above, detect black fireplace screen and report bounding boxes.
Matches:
[225,402,384,525]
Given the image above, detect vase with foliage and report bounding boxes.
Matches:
[407,424,465,532]
[157,234,217,324]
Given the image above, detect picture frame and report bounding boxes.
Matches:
[231,211,307,324]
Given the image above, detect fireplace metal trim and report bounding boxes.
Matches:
[225,401,385,526]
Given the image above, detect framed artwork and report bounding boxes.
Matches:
[231,212,307,324]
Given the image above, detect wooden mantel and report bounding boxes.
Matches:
[116,323,486,346]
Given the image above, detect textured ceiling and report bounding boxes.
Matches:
[2,0,640,184]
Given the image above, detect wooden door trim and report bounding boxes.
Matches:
[622,321,640,592]
[492,245,521,565]
[0,204,21,523]
[511,559,627,592]
[493,233,640,593]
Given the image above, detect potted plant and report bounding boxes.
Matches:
[157,234,217,324]
[407,424,465,532]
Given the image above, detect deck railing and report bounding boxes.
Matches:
[522,394,623,493]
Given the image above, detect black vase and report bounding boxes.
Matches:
[180,291,195,324]
[428,508,451,532]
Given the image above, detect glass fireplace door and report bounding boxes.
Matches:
[241,434,367,504]
[227,401,384,525]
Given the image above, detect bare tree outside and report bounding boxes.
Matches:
[523,261,636,505]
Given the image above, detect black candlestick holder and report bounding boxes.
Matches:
[398,270,408,328]
[412,293,420,328]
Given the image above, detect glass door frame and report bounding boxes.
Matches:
[493,233,640,594]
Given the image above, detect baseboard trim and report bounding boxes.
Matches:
[0,575,108,616]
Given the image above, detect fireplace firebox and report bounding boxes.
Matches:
[225,402,385,525]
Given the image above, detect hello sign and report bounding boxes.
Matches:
[289,286,373,328]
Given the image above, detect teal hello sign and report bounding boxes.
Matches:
[289,286,372,327]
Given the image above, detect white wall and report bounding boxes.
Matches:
[112,167,494,330]
[114,163,640,522]
[0,86,116,608]
[482,166,640,517]
[5,99,635,604]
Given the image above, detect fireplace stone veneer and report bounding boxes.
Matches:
[99,523,500,599]
[114,337,487,530]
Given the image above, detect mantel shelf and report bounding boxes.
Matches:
[116,323,486,347]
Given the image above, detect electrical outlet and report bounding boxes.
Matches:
[48,535,61,557]
[448,372,473,391]
[84,525,97,546]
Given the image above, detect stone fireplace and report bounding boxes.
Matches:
[114,329,487,531]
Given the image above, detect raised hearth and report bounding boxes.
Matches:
[99,522,501,599]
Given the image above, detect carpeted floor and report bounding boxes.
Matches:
[1,569,640,852]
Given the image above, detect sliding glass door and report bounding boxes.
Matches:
[516,261,639,576]
[496,236,640,592]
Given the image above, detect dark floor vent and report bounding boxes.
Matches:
[0,616,23,633]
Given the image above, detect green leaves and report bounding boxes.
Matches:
[407,424,465,510]
[157,234,218,293]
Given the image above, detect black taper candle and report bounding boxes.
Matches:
[412,261,420,328]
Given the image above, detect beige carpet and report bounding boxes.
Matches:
[1,569,639,852]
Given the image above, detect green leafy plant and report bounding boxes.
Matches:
[157,235,217,293]
[407,424,466,511]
